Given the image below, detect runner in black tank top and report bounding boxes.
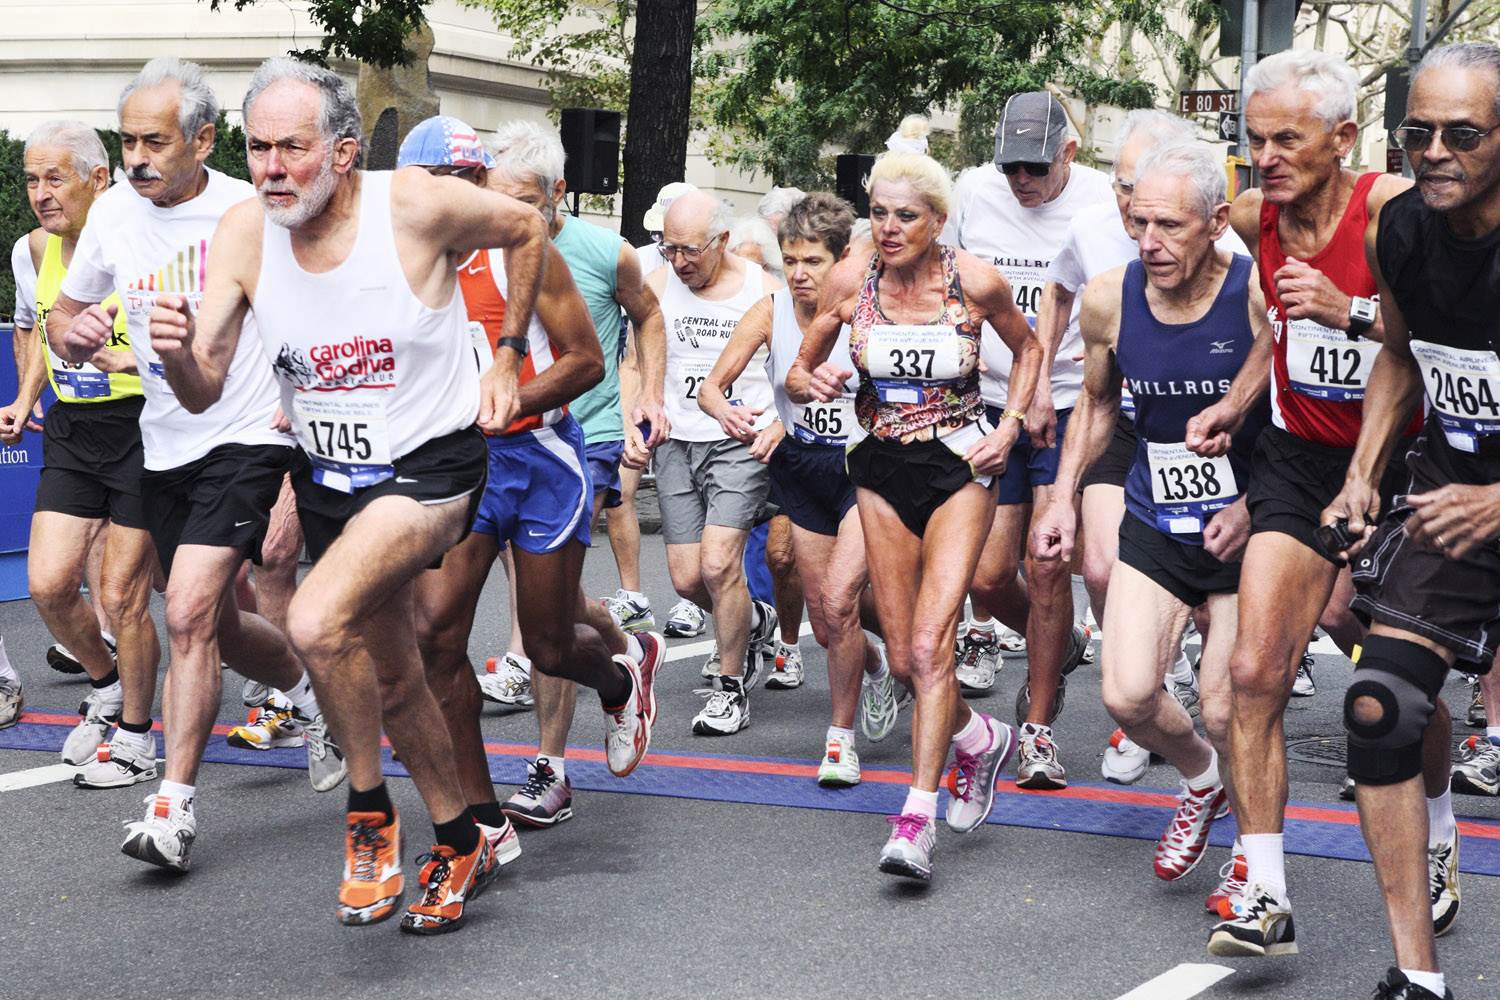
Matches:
[1321,41,1500,1000]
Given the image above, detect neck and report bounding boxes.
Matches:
[1156,249,1226,309]
[549,211,565,239]
[1445,190,1500,241]
[794,296,817,324]
[152,166,209,209]
[59,230,81,262]
[1280,167,1356,235]
[292,172,360,245]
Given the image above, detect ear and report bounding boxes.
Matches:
[90,164,110,195]
[192,121,217,162]
[552,178,567,204]
[1332,119,1359,161]
[1060,137,1079,165]
[333,137,361,173]
[1209,200,1232,241]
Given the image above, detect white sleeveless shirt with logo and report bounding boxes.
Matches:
[766,289,859,447]
[252,171,480,493]
[660,259,772,442]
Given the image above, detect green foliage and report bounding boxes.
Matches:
[463,0,638,113]
[205,0,430,67]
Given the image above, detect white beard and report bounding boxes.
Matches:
[259,153,339,229]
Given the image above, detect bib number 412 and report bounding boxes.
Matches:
[1307,345,1363,387]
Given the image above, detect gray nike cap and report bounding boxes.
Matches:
[993,91,1070,165]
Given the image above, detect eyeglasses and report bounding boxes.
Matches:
[1000,161,1052,177]
[1393,122,1498,153]
[658,232,725,260]
[1112,175,1136,196]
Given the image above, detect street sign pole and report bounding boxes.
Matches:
[1238,0,1259,161]
[1404,0,1426,179]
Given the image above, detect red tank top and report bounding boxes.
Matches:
[457,248,564,436]
[1259,172,1420,448]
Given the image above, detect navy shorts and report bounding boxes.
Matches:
[990,405,1073,505]
[472,415,593,554]
[585,438,624,510]
[767,437,858,536]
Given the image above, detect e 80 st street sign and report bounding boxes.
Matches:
[1178,90,1240,115]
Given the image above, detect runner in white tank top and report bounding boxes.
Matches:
[644,190,783,736]
[149,62,654,936]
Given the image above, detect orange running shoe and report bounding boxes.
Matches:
[338,811,403,926]
[399,835,499,935]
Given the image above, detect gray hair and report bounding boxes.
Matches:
[1116,109,1197,161]
[242,57,364,169]
[729,216,784,279]
[1416,42,1500,120]
[119,57,220,140]
[757,185,805,222]
[1135,142,1227,221]
[1244,49,1357,127]
[489,120,566,195]
[24,120,109,178]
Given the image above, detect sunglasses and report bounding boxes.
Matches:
[1393,122,1497,153]
[1000,161,1052,177]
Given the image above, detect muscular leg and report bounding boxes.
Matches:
[666,542,712,610]
[968,506,1029,635]
[700,526,754,679]
[1021,484,1077,727]
[85,522,110,636]
[28,512,116,683]
[511,541,631,702]
[1080,484,1124,622]
[766,515,804,645]
[820,510,880,730]
[253,476,302,632]
[97,525,162,729]
[609,465,645,594]
[501,549,526,656]
[532,582,630,760]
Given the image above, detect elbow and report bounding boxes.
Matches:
[581,353,605,393]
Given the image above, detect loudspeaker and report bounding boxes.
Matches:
[560,108,621,195]
[835,154,876,218]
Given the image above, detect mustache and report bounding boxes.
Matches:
[128,164,163,182]
[1416,163,1464,182]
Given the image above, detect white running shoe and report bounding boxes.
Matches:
[604,589,656,634]
[1101,728,1150,785]
[996,625,1027,654]
[1430,829,1461,937]
[765,643,804,689]
[944,715,1016,833]
[664,599,707,638]
[227,695,305,751]
[817,732,861,788]
[0,677,21,729]
[61,689,121,765]
[879,813,937,881]
[121,792,196,872]
[692,676,748,736]
[745,601,779,691]
[303,713,348,793]
[74,728,158,789]
[479,653,534,708]
[954,626,1000,693]
[477,815,523,868]
[603,647,659,776]
[1291,651,1316,698]
[241,679,272,708]
[700,644,722,682]
[859,667,900,743]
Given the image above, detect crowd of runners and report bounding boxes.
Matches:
[1,40,1499,998]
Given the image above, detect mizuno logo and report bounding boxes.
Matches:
[1210,340,1235,354]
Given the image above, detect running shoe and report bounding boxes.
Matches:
[477,815,523,868]
[1451,735,1500,796]
[0,677,21,729]
[664,598,707,638]
[692,676,748,736]
[1291,650,1316,697]
[996,625,1027,654]
[1102,728,1150,785]
[1154,780,1228,881]
[1370,968,1454,999]
[502,757,574,827]
[339,810,403,925]
[303,713,348,793]
[746,601,779,689]
[1430,830,1460,937]
[878,812,937,881]
[603,646,658,776]
[604,589,656,634]
[1205,848,1247,917]
[700,644,722,681]
[1207,882,1298,956]
[400,836,499,935]
[1339,775,1357,801]
[74,728,157,788]
[1014,675,1066,727]
[227,698,305,751]
[45,642,85,675]
[120,792,196,872]
[1015,722,1067,790]
[61,688,121,765]
[479,652,534,708]
[859,662,899,743]
[1061,623,1092,676]
[1167,661,1201,719]
[944,714,1016,833]
[765,642,804,689]
[954,626,1000,693]
[1466,676,1486,728]
[241,679,272,708]
[817,732,861,788]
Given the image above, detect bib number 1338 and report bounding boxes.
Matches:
[1147,441,1237,535]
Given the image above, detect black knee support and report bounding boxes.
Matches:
[1344,634,1448,786]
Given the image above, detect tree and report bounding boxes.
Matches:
[620,1,697,247]
[205,0,431,67]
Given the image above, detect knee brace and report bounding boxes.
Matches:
[1343,634,1447,786]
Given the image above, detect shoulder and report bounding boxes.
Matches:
[743,293,775,326]
[758,265,783,297]
[1080,264,1127,310]
[12,233,38,278]
[1070,163,1116,201]
[821,251,867,304]
[953,246,1008,296]
[219,196,265,242]
[1367,172,1414,215]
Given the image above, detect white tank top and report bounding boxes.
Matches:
[766,289,858,446]
[661,258,772,442]
[254,171,480,493]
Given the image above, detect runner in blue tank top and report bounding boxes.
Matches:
[1032,143,1273,913]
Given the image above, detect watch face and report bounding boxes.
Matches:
[1351,297,1378,323]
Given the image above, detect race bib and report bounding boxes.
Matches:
[46,344,111,399]
[1147,441,1238,535]
[469,321,493,375]
[999,262,1047,326]
[864,324,963,403]
[675,357,734,404]
[792,398,853,446]
[1411,340,1500,453]
[1285,320,1379,402]
[291,393,394,493]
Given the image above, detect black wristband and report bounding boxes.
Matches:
[497,336,529,356]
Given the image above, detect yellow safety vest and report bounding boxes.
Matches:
[34,234,140,403]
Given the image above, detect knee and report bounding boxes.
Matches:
[1343,635,1446,786]
[766,543,796,578]
[907,622,952,675]
[971,555,1016,599]
[520,622,573,676]
[286,597,349,672]
[821,583,860,632]
[700,549,741,592]
[1227,648,1290,710]
[97,572,150,623]
[1200,695,1232,746]
[1081,546,1113,601]
[1102,678,1155,730]
[163,589,220,649]
[27,566,78,611]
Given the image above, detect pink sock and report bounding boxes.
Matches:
[901,787,939,820]
[953,711,993,755]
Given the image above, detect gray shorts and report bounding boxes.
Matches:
[654,437,771,544]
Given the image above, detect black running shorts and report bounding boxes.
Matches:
[845,433,988,537]
[768,437,857,537]
[35,397,147,528]
[1117,511,1240,608]
[1078,413,1137,492]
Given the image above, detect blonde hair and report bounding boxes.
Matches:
[866,151,951,217]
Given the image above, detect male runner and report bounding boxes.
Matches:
[1032,141,1269,906]
[2,121,161,776]
[53,60,343,873]
[156,59,657,933]
[1181,50,1456,953]
[476,120,669,821]
[645,190,782,735]
[1318,42,1500,1000]
[943,90,1104,787]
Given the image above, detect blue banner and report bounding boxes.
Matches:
[0,322,46,599]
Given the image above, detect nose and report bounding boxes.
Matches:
[264,146,288,177]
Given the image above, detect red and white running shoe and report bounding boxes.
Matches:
[1153,780,1227,881]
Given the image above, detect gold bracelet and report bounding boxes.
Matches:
[1000,408,1027,428]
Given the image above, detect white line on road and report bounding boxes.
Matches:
[1114,963,1234,1000]
[0,762,78,792]
[663,621,815,663]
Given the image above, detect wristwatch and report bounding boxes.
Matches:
[1346,296,1378,340]
[497,336,529,356]
[1000,408,1027,428]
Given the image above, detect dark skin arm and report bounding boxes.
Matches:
[510,243,605,419]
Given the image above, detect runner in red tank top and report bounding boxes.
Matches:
[1183,50,1456,959]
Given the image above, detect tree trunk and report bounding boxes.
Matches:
[620,0,696,248]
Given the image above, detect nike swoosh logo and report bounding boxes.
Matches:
[1016,127,1031,134]
[395,476,418,484]
[527,529,547,537]
[465,266,487,276]
[234,520,253,527]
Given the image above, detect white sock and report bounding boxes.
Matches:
[967,616,996,636]
[94,681,124,709]
[1486,726,1500,745]
[0,638,19,684]
[1186,749,1219,792]
[1168,648,1195,685]
[826,725,855,744]
[621,589,647,603]
[159,779,195,804]
[538,754,565,782]
[1241,833,1286,896]
[625,634,645,664]
[1426,789,1457,847]
[1402,970,1445,997]
[284,674,321,720]
[901,786,938,820]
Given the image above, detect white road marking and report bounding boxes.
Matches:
[1114,963,1234,1000]
[0,762,77,792]
[1181,633,1342,656]
[664,621,815,663]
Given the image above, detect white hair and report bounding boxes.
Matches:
[1244,49,1358,126]
[119,57,220,140]
[1416,42,1500,119]
[757,186,805,222]
[1116,109,1197,160]
[490,120,567,195]
[729,216,784,280]
[24,120,109,178]
[243,57,364,169]
[1135,142,1226,221]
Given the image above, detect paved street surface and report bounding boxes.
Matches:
[0,531,1496,1000]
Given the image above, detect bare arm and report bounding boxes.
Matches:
[1228,189,1262,260]
[1185,265,1274,456]
[0,322,46,444]
[1027,280,1074,447]
[614,242,667,446]
[513,244,605,420]
[699,295,773,443]
[786,255,860,404]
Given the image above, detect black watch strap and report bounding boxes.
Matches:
[497,336,529,355]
